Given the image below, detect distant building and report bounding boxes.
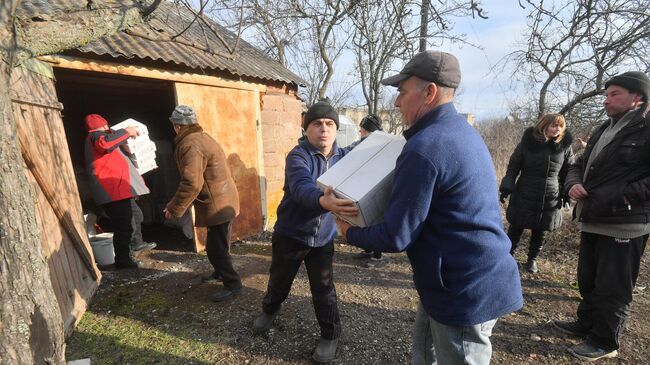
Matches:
[461,113,475,126]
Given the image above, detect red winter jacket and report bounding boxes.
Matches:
[84,129,150,205]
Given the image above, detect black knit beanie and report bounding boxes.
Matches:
[605,71,650,102]
[360,114,383,132]
[303,101,339,130]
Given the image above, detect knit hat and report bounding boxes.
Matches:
[360,114,383,132]
[605,71,650,101]
[303,101,339,130]
[381,50,461,88]
[84,114,108,131]
[169,105,197,125]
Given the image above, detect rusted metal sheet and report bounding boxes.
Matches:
[174,82,264,244]
[10,62,100,337]
[17,0,304,86]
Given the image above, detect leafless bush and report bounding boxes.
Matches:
[477,117,526,180]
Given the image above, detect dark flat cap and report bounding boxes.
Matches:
[605,71,650,101]
[381,50,461,88]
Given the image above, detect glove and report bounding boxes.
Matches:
[499,192,509,204]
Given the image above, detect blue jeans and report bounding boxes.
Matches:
[412,303,497,365]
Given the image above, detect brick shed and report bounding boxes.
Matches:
[11,0,306,333]
[19,0,305,249]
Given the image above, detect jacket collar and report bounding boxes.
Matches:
[521,127,574,152]
[300,138,343,158]
[403,102,457,140]
[174,124,203,144]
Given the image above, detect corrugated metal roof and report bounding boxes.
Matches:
[18,0,305,86]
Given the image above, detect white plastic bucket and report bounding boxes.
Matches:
[89,233,115,266]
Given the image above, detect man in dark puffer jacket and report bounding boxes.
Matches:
[554,71,650,361]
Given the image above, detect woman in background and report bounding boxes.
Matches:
[499,113,574,273]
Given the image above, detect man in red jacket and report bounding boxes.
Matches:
[84,114,150,269]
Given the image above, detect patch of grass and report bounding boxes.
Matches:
[66,312,224,365]
[92,286,136,313]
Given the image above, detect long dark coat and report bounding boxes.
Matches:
[500,128,574,231]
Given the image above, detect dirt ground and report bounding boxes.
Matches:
[66,220,650,365]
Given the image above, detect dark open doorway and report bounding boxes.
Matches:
[54,68,193,251]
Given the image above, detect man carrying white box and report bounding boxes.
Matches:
[252,101,358,363]
[111,118,158,175]
[336,50,523,365]
[84,114,151,269]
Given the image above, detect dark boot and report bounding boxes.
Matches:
[526,229,547,273]
[312,337,339,363]
[253,311,279,333]
[507,225,524,256]
[210,286,241,302]
[526,259,538,273]
[115,256,142,269]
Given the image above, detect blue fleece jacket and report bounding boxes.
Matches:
[274,139,348,247]
[346,102,523,326]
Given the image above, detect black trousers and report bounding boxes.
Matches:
[130,199,144,248]
[262,233,341,340]
[206,221,241,290]
[507,225,547,261]
[101,198,134,263]
[577,232,647,351]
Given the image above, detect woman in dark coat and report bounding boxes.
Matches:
[499,113,574,273]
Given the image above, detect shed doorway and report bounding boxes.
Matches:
[54,68,193,251]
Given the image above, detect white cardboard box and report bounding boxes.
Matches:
[124,139,157,155]
[111,118,158,174]
[111,118,156,154]
[112,118,149,135]
[135,160,158,175]
[317,131,406,227]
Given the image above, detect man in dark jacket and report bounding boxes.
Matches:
[555,71,650,361]
[84,114,148,269]
[252,101,358,363]
[337,51,523,365]
[164,105,242,302]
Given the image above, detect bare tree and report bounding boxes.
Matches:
[293,0,360,102]
[418,0,488,52]
[210,0,359,105]
[351,0,487,119]
[208,0,299,65]
[1,1,159,362]
[350,0,412,115]
[503,0,650,124]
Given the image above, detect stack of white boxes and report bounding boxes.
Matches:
[111,118,158,175]
[317,131,406,227]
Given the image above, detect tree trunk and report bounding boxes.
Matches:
[0,1,67,364]
[419,0,430,52]
[1,1,160,362]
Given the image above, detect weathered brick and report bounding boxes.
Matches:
[261,109,280,125]
[262,94,283,111]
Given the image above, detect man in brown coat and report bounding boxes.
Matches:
[164,105,242,302]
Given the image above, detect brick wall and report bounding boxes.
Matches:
[261,86,302,229]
